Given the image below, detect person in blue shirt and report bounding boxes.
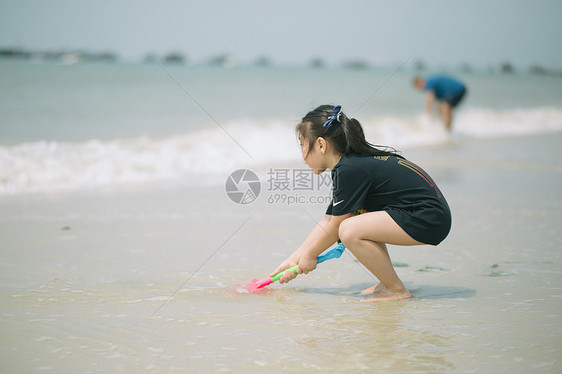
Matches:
[414,75,467,131]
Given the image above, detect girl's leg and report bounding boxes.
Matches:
[360,283,385,295]
[338,211,423,302]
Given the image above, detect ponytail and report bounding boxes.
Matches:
[296,105,400,158]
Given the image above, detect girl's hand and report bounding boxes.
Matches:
[270,258,298,284]
[297,254,317,275]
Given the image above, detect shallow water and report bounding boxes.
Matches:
[1,134,561,372]
[2,60,562,195]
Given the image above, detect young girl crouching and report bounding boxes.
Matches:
[270,105,451,301]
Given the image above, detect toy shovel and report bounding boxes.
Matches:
[240,243,345,291]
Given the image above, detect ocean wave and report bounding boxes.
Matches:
[1,107,561,195]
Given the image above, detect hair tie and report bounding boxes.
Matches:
[322,105,342,128]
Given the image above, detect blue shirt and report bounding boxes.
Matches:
[424,75,466,101]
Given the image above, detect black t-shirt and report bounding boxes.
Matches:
[326,153,451,245]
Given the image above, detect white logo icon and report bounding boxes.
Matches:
[225,169,261,204]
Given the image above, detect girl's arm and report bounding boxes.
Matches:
[270,213,351,284]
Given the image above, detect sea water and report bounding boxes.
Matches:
[1,60,561,373]
[1,60,562,195]
[1,133,561,373]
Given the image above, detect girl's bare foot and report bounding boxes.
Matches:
[360,283,385,295]
[361,288,411,302]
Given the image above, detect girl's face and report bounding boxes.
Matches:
[299,133,327,174]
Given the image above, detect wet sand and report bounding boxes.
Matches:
[1,132,561,373]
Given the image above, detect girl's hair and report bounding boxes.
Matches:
[296,104,401,158]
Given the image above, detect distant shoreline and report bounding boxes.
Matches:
[1,47,560,76]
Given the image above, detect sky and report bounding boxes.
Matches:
[1,0,561,69]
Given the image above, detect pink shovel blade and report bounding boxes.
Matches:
[235,276,273,294]
[254,277,273,289]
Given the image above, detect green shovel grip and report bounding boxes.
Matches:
[270,265,298,282]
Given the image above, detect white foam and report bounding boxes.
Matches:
[455,107,562,138]
[0,119,300,195]
[1,107,561,195]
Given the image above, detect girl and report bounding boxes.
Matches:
[270,105,451,302]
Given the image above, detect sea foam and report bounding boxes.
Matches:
[1,107,561,195]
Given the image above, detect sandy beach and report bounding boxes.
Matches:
[0,132,560,372]
[2,1,561,371]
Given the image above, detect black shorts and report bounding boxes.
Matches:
[386,204,452,246]
[445,88,467,107]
